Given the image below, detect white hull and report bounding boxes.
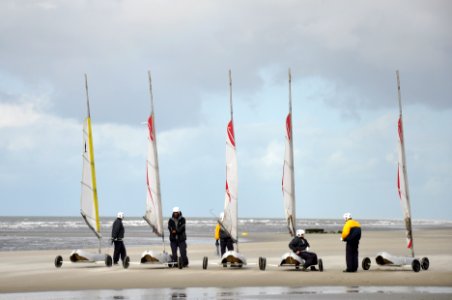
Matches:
[375,251,414,266]
[140,250,172,264]
[221,250,247,266]
[362,251,429,272]
[279,251,304,266]
[69,249,107,263]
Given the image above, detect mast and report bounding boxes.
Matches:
[282,69,296,236]
[81,74,102,253]
[396,70,414,257]
[144,71,165,251]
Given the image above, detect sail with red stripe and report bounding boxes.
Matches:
[222,70,238,242]
[282,69,296,237]
[143,71,164,238]
[396,70,414,256]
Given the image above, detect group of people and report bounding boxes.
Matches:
[111,207,188,267]
[111,209,362,272]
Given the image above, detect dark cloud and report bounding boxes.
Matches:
[1,0,451,129]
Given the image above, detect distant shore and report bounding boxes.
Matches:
[0,229,451,294]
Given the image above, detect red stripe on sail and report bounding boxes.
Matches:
[227,120,235,147]
[226,180,231,202]
[407,239,412,249]
[286,113,292,141]
[398,117,403,143]
[397,166,401,198]
[148,115,155,141]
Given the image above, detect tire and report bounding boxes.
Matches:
[178,257,183,269]
[263,257,267,270]
[412,259,421,272]
[362,257,371,271]
[123,256,130,269]
[105,254,113,267]
[421,257,429,271]
[258,257,266,271]
[318,258,323,272]
[202,256,208,270]
[54,255,63,268]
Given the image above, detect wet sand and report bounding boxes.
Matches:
[0,229,451,293]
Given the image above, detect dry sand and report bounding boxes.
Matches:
[0,229,451,293]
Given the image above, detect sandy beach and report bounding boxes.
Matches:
[0,229,451,294]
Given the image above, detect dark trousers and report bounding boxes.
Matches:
[220,238,234,257]
[346,242,359,271]
[170,240,188,266]
[113,240,126,264]
[299,251,318,268]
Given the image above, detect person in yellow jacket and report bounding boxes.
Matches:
[215,212,234,257]
[341,212,361,272]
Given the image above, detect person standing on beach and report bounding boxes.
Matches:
[168,207,188,267]
[289,229,318,270]
[111,212,126,265]
[215,212,234,257]
[341,212,361,272]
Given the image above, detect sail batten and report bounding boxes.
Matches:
[80,75,101,240]
[222,70,239,243]
[395,70,414,257]
[144,71,165,239]
[282,69,296,237]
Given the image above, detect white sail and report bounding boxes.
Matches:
[80,74,101,239]
[282,69,296,237]
[143,71,164,238]
[222,70,238,242]
[396,70,414,257]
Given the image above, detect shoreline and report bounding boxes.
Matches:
[0,229,451,293]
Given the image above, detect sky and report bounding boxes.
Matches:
[1,0,451,220]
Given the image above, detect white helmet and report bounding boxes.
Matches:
[117,212,124,219]
[219,212,224,221]
[296,229,305,237]
[343,212,352,221]
[172,207,180,213]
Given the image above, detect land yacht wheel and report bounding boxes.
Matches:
[105,254,113,267]
[318,258,323,272]
[412,259,421,272]
[54,255,63,268]
[362,257,371,271]
[123,256,130,269]
[421,257,429,270]
[202,256,208,270]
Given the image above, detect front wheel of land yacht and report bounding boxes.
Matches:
[54,255,63,268]
[123,256,130,269]
[362,257,371,271]
[258,257,266,271]
[105,254,113,267]
[411,259,421,272]
[421,257,429,270]
[318,258,323,272]
[202,256,208,270]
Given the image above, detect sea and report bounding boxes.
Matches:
[1,216,452,252]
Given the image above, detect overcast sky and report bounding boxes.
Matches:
[1,0,451,221]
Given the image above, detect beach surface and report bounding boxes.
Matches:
[0,229,451,293]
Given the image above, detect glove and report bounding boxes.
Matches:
[215,240,219,246]
[110,238,114,245]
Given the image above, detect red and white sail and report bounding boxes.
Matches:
[143,71,164,238]
[282,69,296,237]
[222,70,238,242]
[396,70,414,257]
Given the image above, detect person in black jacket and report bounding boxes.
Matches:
[289,229,318,270]
[168,207,188,267]
[111,212,126,265]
